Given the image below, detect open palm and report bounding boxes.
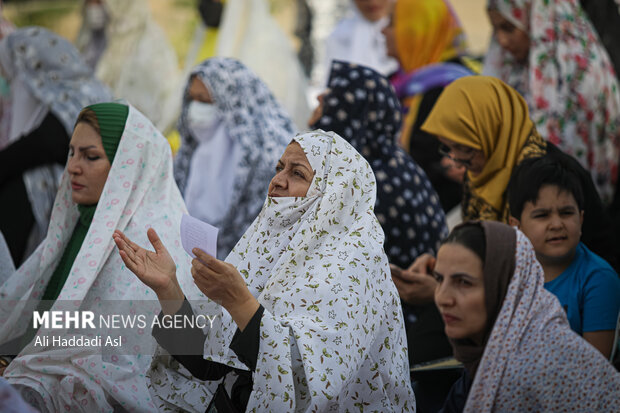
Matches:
[113,228,177,293]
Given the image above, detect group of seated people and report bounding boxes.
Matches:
[1,0,620,411]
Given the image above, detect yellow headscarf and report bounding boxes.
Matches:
[394,0,467,73]
[421,76,546,220]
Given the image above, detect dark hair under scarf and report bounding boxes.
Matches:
[312,60,448,267]
[445,220,516,375]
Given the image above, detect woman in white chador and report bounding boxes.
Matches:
[115,130,416,411]
[0,103,200,412]
[216,0,311,129]
[324,0,398,78]
[76,0,182,133]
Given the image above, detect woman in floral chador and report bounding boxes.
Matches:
[0,103,198,412]
[484,0,620,203]
[115,130,415,412]
[174,58,292,259]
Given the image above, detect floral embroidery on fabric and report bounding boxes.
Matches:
[484,0,620,202]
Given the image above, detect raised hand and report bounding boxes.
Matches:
[113,228,179,297]
[191,248,259,331]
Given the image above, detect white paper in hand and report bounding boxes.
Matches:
[180,214,219,259]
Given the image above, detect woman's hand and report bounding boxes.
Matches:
[191,249,259,331]
[390,253,438,305]
[113,229,184,313]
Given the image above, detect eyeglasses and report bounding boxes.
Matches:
[438,143,477,168]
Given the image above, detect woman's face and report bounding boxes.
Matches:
[437,136,486,176]
[67,122,112,205]
[188,76,214,103]
[354,0,392,22]
[381,13,398,60]
[433,243,487,343]
[487,10,530,63]
[268,141,315,197]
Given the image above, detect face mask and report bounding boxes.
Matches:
[187,100,220,142]
[85,4,107,31]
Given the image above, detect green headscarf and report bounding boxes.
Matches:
[41,103,129,302]
[86,102,129,163]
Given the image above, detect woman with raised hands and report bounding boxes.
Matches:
[115,130,415,412]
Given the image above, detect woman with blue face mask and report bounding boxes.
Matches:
[174,58,294,258]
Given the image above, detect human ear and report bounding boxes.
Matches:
[508,216,520,228]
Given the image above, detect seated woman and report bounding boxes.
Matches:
[75,0,182,133]
[0,27,111,266]
[114,130,416,411]
[421,75,618,270]
[310,60,452,368]
[0,103,196,412]
[382,0,478,211]
[432,221,620,412]
[174,57,293,259]
[484,0,620,205]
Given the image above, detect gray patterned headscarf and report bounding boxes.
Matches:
[174,57,294,257]
[0,27,111,259]
[0,26,112,134]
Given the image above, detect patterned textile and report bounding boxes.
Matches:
[0,27,112,259]
[462,226,620,411]
[150,130,416,412]
[484,0,620,202]
[313,61,448,267]
[1,27,111,136]
[174,58,293,259]
[421,76,547,222]
[0,105,201,412]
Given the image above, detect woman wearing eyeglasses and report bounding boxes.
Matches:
[421,76,618,270]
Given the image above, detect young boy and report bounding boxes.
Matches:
[508,156,620,359]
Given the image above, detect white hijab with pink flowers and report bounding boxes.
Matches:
[484,0,620,202]
[0,105,200,412]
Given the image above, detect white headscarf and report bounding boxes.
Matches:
[149,130,416,412]
[216,0,311,129]
[0,105,201,412]
[483,0,620,202]
[324,1,398,79]
[464,228,620,411]
[91,0,183,133]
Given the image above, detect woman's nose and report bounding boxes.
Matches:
[270,172,286,190]
[67,156,80,175]
[434,283,454,308]
[496,31,511,50]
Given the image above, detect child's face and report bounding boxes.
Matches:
[511,185,583,266]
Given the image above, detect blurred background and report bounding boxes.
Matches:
[2,0,491,88]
